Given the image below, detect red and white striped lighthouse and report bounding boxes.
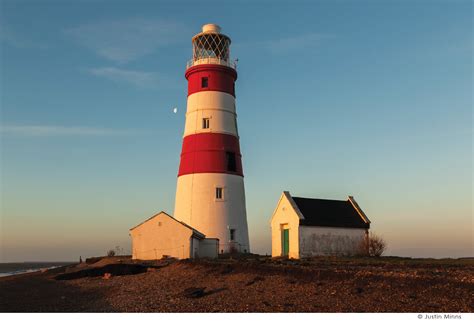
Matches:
[174,24,250,253]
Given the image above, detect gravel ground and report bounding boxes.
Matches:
[0,256,472,312]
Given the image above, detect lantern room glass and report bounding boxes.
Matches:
[192,33,230,62]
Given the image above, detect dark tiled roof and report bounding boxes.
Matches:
[292,197,370,229]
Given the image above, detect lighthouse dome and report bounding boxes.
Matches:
[202,23,221,33]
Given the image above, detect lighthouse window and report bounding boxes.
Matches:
[226,152,236,172]
[202,118,210,129]
[201,77,208,88]
[230,229,236,241]
[215,187,223,199]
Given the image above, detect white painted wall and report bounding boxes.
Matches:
[270,193,301,259]
[299,226,367,257]
[186,91,235,114]
[130,213,194,260]
[174,173,250,253]
[184,108,238,137]
[185,91,237,137]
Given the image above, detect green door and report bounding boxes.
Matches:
[282,229,289,256]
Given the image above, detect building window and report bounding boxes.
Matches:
[202,118,210,129]
[215,187,223,200]
[230,229,236,241]
[201,77,208,88]
[226,152,236,172]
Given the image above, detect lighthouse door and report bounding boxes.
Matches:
[282,229,289,256]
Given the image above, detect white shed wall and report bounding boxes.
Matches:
[299,226,367,257]
[130,214,193,260]
[270,194,301,259]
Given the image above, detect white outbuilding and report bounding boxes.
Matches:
[130,211,219,260]
[270,192,371,259]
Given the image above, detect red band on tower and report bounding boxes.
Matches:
[178,133,243,177]
[185,64,237,97]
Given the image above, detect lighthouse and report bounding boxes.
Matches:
[174,24,250,253]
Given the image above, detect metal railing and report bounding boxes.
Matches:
[186,57,237,70]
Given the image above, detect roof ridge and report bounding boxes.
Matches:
[292,196,348,202]
[130,211,206,238]
[348,196,371,224]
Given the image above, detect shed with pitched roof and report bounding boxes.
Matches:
[130,211,218,260]
[270,192,371,258]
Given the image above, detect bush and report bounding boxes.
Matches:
[369,233,387,257]
[357,232,387,257]
[107,249,116,257]
[114,246,124,255]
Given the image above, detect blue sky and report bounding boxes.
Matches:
[1,0,472,262]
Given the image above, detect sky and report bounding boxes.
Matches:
[0,0,472,262]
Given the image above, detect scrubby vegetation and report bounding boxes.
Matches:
[357,232,387,257]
